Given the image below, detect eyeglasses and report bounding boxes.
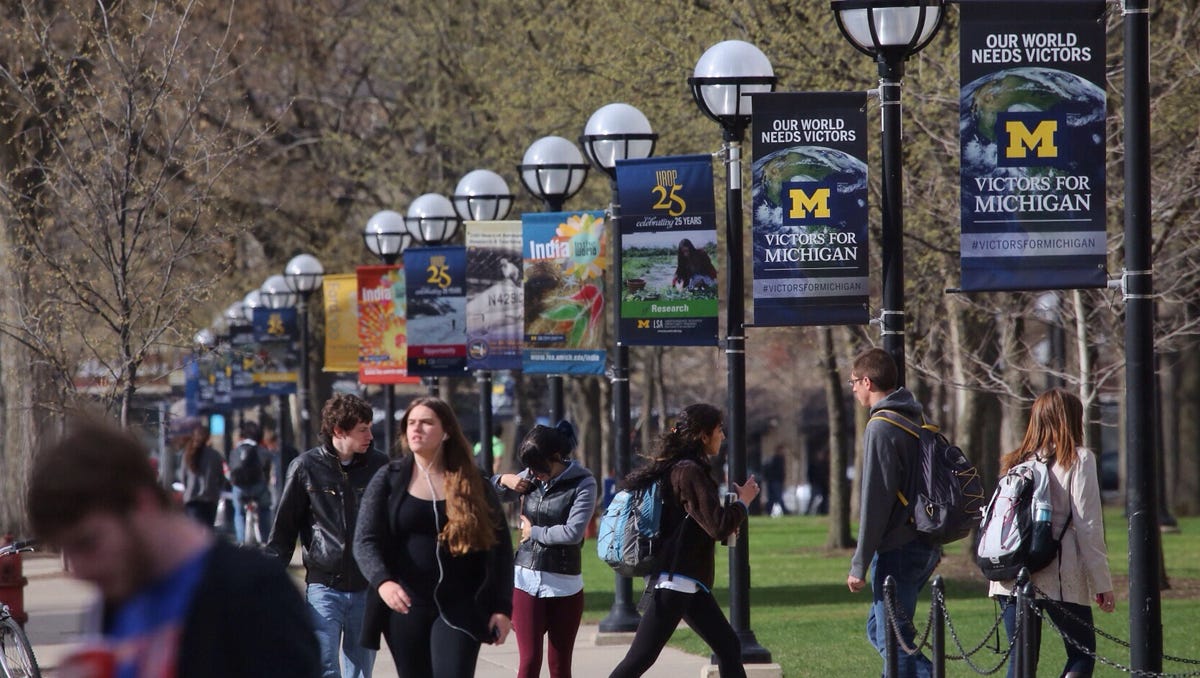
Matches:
[847,377,866,387]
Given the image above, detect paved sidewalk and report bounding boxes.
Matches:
[21,553,711,677]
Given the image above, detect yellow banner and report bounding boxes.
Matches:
[322,274,360,373]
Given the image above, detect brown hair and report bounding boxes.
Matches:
[320,393,374,448]
[183,422,210,473]
[622,402,722,491]
[28,417,169,540]
[1000,388,1084,474]
[851,348,898,392]
[401,397,497,555]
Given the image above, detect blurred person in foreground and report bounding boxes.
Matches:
[28,417,320,678]
[267,393,388,678]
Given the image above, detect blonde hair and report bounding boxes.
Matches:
[1000,388,1084,474]
[401,397,497,555]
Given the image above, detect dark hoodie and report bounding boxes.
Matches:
[848,387,926,579]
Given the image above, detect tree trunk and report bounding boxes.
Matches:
[822,327,853,549]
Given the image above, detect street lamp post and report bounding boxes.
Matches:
[453,169,515,475]
[284,253,325,449]
[581,103,657,633]
[405,193,463,398]
[831,0,945,387]
[689,39,776,663]
[517,135,590,423]
[364,209,413,457]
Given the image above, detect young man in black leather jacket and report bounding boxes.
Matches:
[267,393,388,678]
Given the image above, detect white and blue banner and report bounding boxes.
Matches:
[404,246,468,377]
[959,0,1108,292]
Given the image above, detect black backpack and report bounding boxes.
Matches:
[870,410,986,545]
[228,442,265,488]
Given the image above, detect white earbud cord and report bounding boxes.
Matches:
[415,449,477,641]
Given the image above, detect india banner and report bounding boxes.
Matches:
[465,221,523,371]
[357,265,419,385]
[521,211,607,375]
[614,154,719,346]
[321,274,360,373]
[404,246,468,377]
[750,91,869,326]
[959,0,1107,292]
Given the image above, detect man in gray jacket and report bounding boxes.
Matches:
[845,348,940,678]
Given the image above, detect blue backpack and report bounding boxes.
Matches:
[597,481,674,577]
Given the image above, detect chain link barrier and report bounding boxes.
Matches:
[878,578,1200,678]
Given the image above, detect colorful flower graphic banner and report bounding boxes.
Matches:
[357,265,420,385]
[521,211,607,375]
[750,91,869,327]
[404,246,468,377]
[321,273,361,373]
[251,306,299,394]
[465,221,523,371]
[614,154,719,346]
[959,0,1107,292]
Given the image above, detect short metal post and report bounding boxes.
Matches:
[931,576,945,678]
[884,575,898,678]
[1016,571,1037,678]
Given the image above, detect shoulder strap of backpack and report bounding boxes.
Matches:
[867,410,921,507]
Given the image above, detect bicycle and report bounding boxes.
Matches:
[0,540,41,678]
[243,497,262,546]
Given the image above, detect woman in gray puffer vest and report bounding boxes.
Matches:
[493,421,597,678]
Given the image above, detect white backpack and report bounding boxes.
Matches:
[975,458,1071,581]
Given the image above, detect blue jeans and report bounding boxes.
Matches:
[999,595,1096,678]
[232,482,272,544]
[867,540,941,678]
[308,584,376,678]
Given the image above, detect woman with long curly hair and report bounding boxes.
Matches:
[353,397,513,677]
[989,388,1115,678]
[178,421,225,530]
[610,403,759,678]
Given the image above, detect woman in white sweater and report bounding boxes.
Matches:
[989,388,1115,678]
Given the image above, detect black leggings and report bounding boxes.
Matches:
[609,587,745,678]
[384,604,481,678]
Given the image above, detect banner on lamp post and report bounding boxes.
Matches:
[521,211,607,375]
[321,274,360,373]
[749,91,870,327]
[959,0,1108,292]
[251,307,299,395]
[465,221,524,371]
[614,154,719,346]
[404,246,468,377]
[356,265,420,385]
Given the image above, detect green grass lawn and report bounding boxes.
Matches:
[575,509,1200,676]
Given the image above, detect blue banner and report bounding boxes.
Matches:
[959,0,1108,291]
[404,246,468,377]
[750,91,870,326]
[614,155,719,346]
[521,211,607,376]
[465,221,524,371]
[252,307,299,395]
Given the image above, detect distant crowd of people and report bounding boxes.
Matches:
[26,347,1113,678]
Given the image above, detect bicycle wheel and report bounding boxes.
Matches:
[0,614,41,678]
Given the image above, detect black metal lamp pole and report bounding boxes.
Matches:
[1123,0,1162,670]
[285,254,324,450]
[581,103,658,633]
[689,40,776,664]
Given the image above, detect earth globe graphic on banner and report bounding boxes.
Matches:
[960,66,1105,220]
[751,145,867,266]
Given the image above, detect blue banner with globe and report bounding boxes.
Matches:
[404,246,468,377]
[614,154,720,346]
[749,91,870,326]
[959,0,1108,292]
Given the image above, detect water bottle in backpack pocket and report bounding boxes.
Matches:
[975,458,1072,581]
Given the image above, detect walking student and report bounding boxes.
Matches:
[28,417,320,677]
[177,419,225,530]
[989,388,1115,678]
[354,397,514,678]
[609,403,759,678]
[267,393,388,678]
[229,420,273,544]
[493,421,597,678]
[845,348,941,678]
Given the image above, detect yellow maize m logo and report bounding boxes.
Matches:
[637,320,650,329]
[787,187,831,219]
[1004,120,1058,159]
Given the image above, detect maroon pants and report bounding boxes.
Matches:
[512,587,585,678]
